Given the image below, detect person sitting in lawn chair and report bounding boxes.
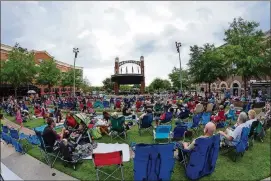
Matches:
[156,107,174,126]
[211,105,226,124]
[43,118,66,152]
[219,112,248,147]
[138,108,153,123]
[178,122,216,159]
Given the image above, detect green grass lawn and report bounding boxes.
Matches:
[24,119,270,181]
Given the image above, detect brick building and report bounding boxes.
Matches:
[198,29,271,96]
[0,43,83,96]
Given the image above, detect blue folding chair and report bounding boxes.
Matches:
[2,125,9,134]
[103,101,110,109]
[134,143,175,181]
[138,114,153,136]
[231,127,250,162]
[10,129,28,153]
[172,124,187,141]
[179,134,220,180]
[2,132,12,144]
[160,112,173,125]
[153,125,172,143]
[184,113,201,135]
[226,109,236,125]
[201,112,211,125]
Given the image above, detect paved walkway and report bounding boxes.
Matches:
[1,117,77,180]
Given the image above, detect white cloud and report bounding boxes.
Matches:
[1,1,269,86]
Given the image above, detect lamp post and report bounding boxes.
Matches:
[175,42,182,93]
[73,48,79,97]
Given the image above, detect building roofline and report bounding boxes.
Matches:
[1,44,83,70]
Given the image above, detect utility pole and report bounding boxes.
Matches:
[73,48,79,97]
[175,42,182,93]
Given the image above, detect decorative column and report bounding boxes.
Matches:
[140,56,145,94]
[114,57,120,95]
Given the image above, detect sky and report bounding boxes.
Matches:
[1,1,270,86]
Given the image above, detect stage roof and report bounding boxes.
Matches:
[111,74,144,84]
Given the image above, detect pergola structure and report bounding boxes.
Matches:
[111,56,145,95]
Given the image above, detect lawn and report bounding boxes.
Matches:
[3,108,270,180]
[25,119,270,181]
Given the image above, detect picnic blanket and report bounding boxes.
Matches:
[83,143,130,162]
[33,123,64,132]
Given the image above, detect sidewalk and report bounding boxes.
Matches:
[1,117,77,180]
[1,142,77,180]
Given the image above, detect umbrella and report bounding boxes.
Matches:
[27,90,36,94]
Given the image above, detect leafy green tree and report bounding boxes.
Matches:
[149,78,171,91]
[102,77,114,92]
[168,67,191,90]
[188,43,228,92]
[80,77,92,93]
[120,85,132,92]
[60,69,83,90]
[223,17,267,97]
[1,43,37,97]
[36,58,61,90]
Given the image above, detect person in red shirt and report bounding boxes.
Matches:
[65,112,78,128]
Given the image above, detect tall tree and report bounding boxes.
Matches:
[80,77,92,93]
[102,77,114,92]
[60,69,83,89]
[149,78,171,91]
[1,43,37,97]
[168,67,191,90]
[188,43,228,92]
[36,58,61,90]
[223,17,266,97]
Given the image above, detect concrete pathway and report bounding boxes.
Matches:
[1,117,77,180]
[262,177,271,181]
[1,142,77,180]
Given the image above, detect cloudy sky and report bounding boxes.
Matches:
[1,1,270,86]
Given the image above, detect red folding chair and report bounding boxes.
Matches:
[92,151,124,181]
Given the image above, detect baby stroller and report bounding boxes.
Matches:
[68,113,92,145]
[21,110,29,122]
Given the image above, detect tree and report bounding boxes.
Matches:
[36,58,61,90]
[61,69,83,90]
[120,85,132,92]
[1,43,37,97]
[80,77,92,93]
[168,67,191,90]
[187,43,228,92]
[223,17,267,97]
[102,77,114,92]
[149,78,171,91]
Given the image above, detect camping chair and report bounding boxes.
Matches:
[138,114,153,136]
[226,109,236,125]
[221,127,250,162]
[184,113,201,136]
[133,143,175,181]
[2,125,9,134]
[248,120,264,147]
[110,116,127,142]
[172,124,188,141]
[160,112,173,126]
[103,101,110,109]
[201,112,211,126]
[10,129,26,154]
[92,151,124,181]
[34,129,60,168]
[153,125,172,143]
[179,134,220,180]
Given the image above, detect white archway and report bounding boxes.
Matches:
[211,83,217,91]
[230,80,241,88]
[219,81,228,89]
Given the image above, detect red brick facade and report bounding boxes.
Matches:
[0,44,83,95]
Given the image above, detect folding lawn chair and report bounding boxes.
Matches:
[172,124,188,141]
[160,112,173,125]
[138,114,153,136]
[248,120,264,147]
[1,132,12,145]
[184,113,201,136]
[201,112,211,126]
[2,125,9,134]
[10,129,27,154]
[92,151,124,181]
[221,127,249,162]
[179,134,220,180]
[134,143,175,181]
[153,125,172,143]
[110,116,127,142]
[103,101,110,109]
[226,109,236,125]
[34,129,60,168]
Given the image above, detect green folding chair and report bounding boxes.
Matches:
[110,116,127,142]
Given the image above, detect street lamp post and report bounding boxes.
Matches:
[73,48,79,97]
[175,42,182,93]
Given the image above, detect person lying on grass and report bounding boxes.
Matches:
[219,112,248,147]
